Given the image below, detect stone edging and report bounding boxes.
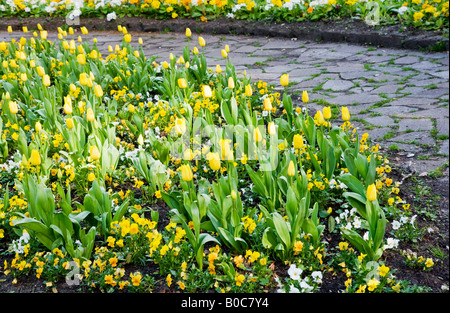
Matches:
[1,16,448,51]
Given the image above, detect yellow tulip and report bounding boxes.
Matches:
[86,108,95,121]
[94,84,103,98]
[342,107,350,121]
[280,74,289,87]
[315,110,325,125]
[183,149,194,161]
[302,90,309,103]
[162,61,169,69]
[137,134,144,146]
[7,26,12,33]
[231,190,237,200]
[178,78,187,89]
[221,49,228,58]
[128,104,136,113]
[208,152,221,171]
[37,66,45,77]
[263,97,272,111]
[202,85,212,98]
[268,121,276,136]
[66,118,74,129]
[287,160,296,177]
[225,45,230,53]
[245,85,253,97]
[174,118,186,135]
[185,28,192,38]
[64,96,73,114]
[22,26,28,33]
[124,34,131,43]
[30,149,41,166]
[228,77,235,89]
[253,127,262,143]
[90,145,101,161]
[9,101,18,114]
[81,26,88,35]
[180,164,193,182]
[367,184,377,202]
[193,46,199,55]
[323,107,332,120]
[77,54,86,65]
[40,31,48,40]
[198,37,206,47]
[215,64,222,74]
[79,73,89,86]
[35,122,42,133]
[293,134,304,149]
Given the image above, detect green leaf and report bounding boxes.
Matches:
[272,212,291,249]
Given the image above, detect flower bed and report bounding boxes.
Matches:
[0,0,448,33]
[0,26,447,293]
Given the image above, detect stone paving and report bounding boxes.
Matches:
[1,30,449,176]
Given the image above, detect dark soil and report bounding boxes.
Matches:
[0,16,448,51]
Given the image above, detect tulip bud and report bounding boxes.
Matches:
[342,106,350,121]
[64,96,73,114]
[202,85,212,98]
[185,28,192,38]
[30,149,42,166]
[86,108,95,121]
[367,184,377,202]
[287,160,296,177]
[221,49,228,58]
[66,118,74,129]
[198,37,206,47]
[268,121,276,136]
[253,127,262,143]
[137,134,144,146]
[208,152,221,171]
[215,64,222,74]
[90,145,101,161]
[263,97,272,111]
[35,121,42,133]
[178,78,187,89]
[228,77,235,90]
[231,190,237,200]
[183,149,194,161]
[77,54,86,65]
[293,134,304,149]
[244,85,253,97]
[323,107,332,120]
[280,74,289,87]
[94,84,103,98]
[180,164,193,182]
[302,90,309,103]
[174,118,186,136]
[9,101,18,114]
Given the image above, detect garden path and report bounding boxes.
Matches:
[1,29,448,177]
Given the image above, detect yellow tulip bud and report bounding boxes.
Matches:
[293,134,304,149]
[228,77,235,89]
[7,26,12,33]
[124,34,131,43]
[323,107,332,120]
[94,84,103,98]
[64,96,73,114]
[90,146,101,161]
[342,106,350,121]
[263,97,272,111]
[280,74,289,87]
[367,184,377,202]
[215,64,222,74]
[175,118,186,136]
[287,160,296,177]
[245,85,253,97]
[77,54,86,65]
[208,152,221,171]
[193,46,199,55]
[315,110,325,125]
[185,28,192,38]
[183,149,194,161]
[302,90,309,103]
[221,49,228,58]
[202,85,212,98]
[35,121,42,133]
[231,190,237,200]
[9,101,18,114]
[253,127,263,143]
[37,66,45,77]
[79,73,89,86]
[81,27,88,35]
[66,118,74,129]
[30,149,41,166]
[178,78,187,89]
[162,61,169,69]
[86,108,95,121]
[225,45,230,53]
[198,37,206,47]
[137,134,144,146]
[268,121,276,136]
[180,164,193,182]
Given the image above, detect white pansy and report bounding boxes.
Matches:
[287,264,303,280]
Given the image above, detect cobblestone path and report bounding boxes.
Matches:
[2,29,448,176]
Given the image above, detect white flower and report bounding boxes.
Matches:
[392,220,401,230]
[288,284,300,293]
[385,238,399,249]
[106,12,117,21]
[398,6,408,15]
[288,264,303,281]
[353,217,361,229]
[299,280,314,292]
[311,271,323,284]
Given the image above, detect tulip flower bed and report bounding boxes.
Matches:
[0,26,448,294]
[0,0,448,33]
